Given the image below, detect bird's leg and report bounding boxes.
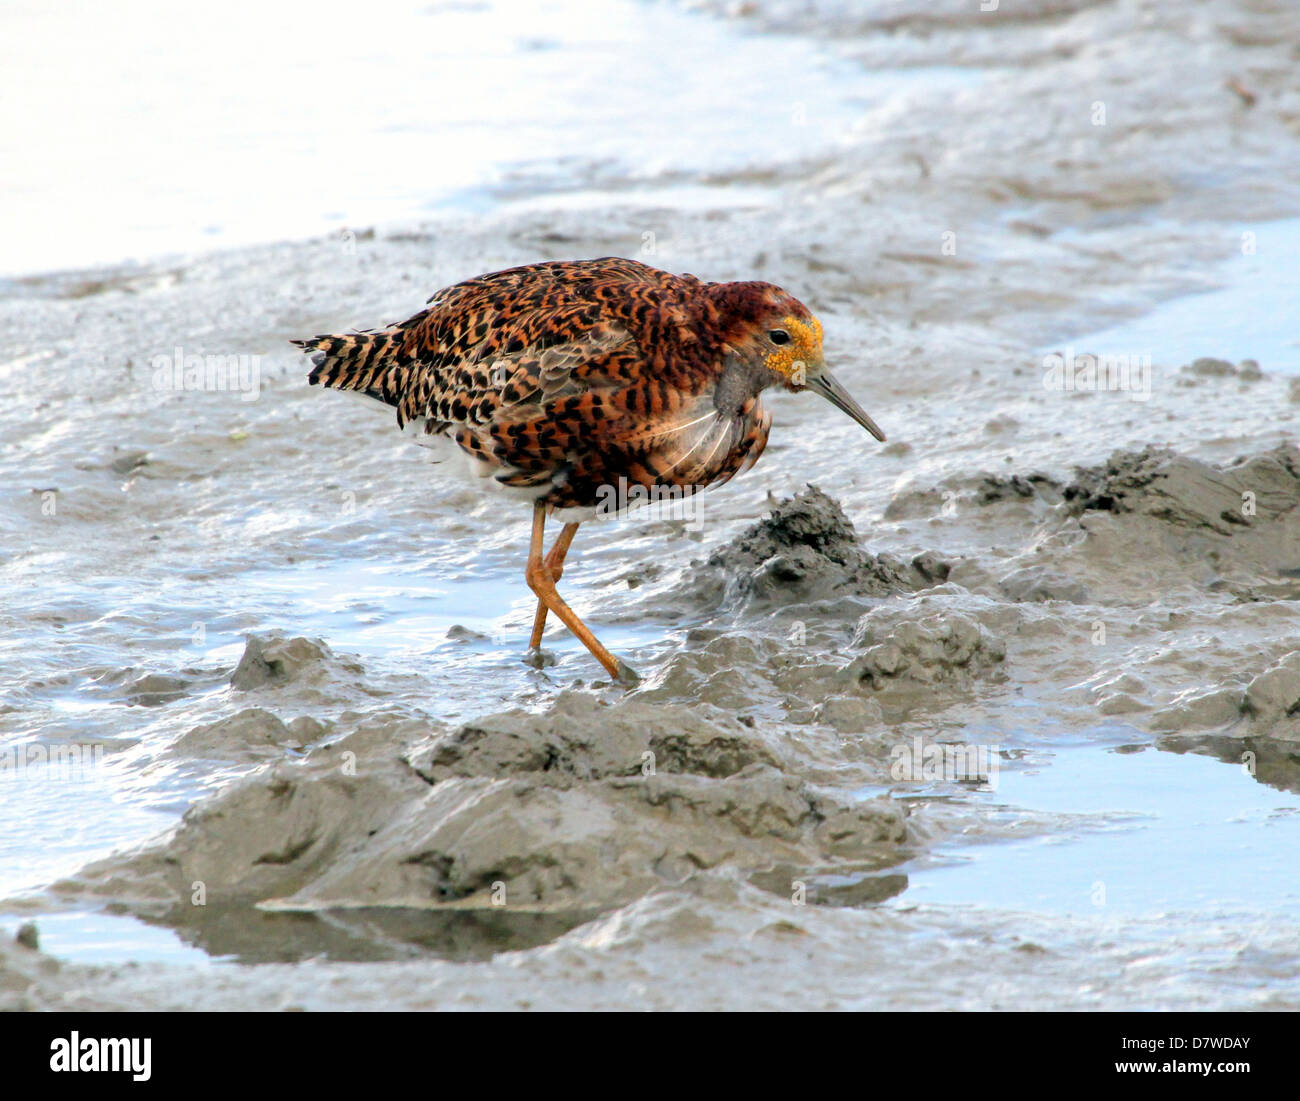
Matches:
[529,520,580,647]
[525,504,634,682]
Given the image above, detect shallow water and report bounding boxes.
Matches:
[0,766,175,899]
[0,0,938,278]
[1055,217,1300,377]
[0,528,677,905]
[31,910,216,968]
[902,743,1300,919]
[4,0,1300,1010]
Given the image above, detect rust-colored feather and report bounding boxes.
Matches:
[295,257,808,509]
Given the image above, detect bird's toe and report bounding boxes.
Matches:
[613,659,641,687]
[523,646,558,670]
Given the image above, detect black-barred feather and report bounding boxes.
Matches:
[294,257,830,509]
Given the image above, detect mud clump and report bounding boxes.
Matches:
[57,693,907,927]
[996,565,1089,604]
[108,449,150,475]
[977,473,1062,504]
[1050,444,1300,602]
[1152,649,1300,740]
[1063,445,1300,536]
[1181,357,1262,381]
[885,472,1061,520]
[844,612,1007,697]
[170,708,323,761]
[0,928,54,1011]
[230,633,361,690]
[408,693,780,782]
[123,672,190,707]
[697,485,949,609]
[1241,651,1300,733]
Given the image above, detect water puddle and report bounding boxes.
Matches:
[0,903,598,967]
[899,740,1300,919]
[237,558,669,676]
[1049,217,1300,376]
[2,909,215,968]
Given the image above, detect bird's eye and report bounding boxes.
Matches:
[769,329,791,346]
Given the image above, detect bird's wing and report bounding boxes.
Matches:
[391,257,688,433]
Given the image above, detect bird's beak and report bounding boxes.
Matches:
[806,369,886,442]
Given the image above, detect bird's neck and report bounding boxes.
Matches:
[713,352,777,416]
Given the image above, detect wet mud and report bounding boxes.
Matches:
[4,0,1300,1009]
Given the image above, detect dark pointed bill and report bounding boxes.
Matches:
[807,370,886,442]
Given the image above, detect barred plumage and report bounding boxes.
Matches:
[295,256,885,679]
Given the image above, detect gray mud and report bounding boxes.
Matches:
[686,485,948,610]
[58,686,906,927]
[4,0,1300,1009]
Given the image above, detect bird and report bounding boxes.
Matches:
[293,256,885,682]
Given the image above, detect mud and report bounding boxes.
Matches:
[3,0,1300,1010]
[690,486,947,610]
[57,687,907,927]
[1063,445,1300,537]
[229,634,360,692]
[846,612,1006,693]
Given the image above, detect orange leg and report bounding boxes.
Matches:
[524,504,635,682]
[529,519,580,648]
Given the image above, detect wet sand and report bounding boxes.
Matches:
[3,0,1300,1009]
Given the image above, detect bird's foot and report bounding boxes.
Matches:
[522,646,558,670]
[612,659,641,687]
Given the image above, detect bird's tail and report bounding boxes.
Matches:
[292,330,405,406]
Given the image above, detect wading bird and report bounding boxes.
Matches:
[295,257,885,681]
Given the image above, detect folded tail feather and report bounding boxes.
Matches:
[292,331,421,424]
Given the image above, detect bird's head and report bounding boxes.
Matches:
[710,281,886,442]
